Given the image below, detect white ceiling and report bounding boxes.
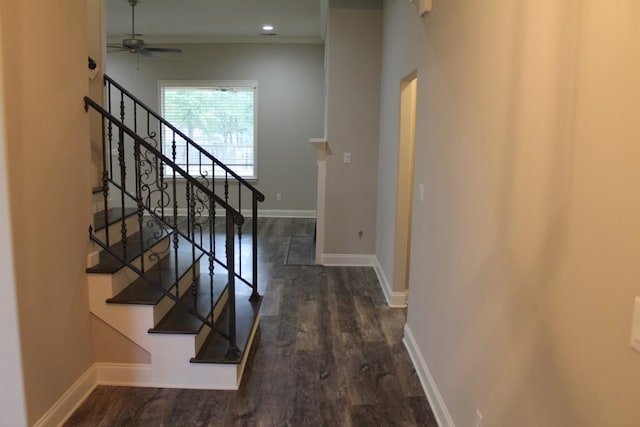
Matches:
[106,0,326,44]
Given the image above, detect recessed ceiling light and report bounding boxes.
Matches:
[262,25,274,31]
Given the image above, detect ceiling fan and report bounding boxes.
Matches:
[107,0,182,56]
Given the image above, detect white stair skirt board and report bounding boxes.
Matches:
[320,253,376,267]
[403,324,455,427]
[373,256,408,308]
[86,250,100,268]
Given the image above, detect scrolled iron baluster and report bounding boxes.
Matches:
[172,169,179,299]
[225,209,240,359]
[107,117,114,179]
[159,118,165,221]
[172,131,177,227]
[100,115,111,247]
[238,185,242,277]
[118,126,128,257]
[224,172,229,205]
[134,140,145,273]
[120,92,125,124]
[188,181,198,311]
[209,197,215,323]
[212,198,216,259]
[133,102,138,134]
[250,192,261,301]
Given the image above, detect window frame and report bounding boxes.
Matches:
[158,80,259,181]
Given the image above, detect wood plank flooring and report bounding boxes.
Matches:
[66,218,436,426]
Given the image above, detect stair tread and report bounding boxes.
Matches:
[94,207,138,231]
[92,186,103,194]
[191,287,260,364]
[149,270,228,334]
[86,219,169,274]
[105,239,205,304]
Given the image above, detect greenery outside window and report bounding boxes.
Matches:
[159,80,257,179]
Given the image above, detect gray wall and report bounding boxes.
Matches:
[106,43,325,213]
[324,6,382,254]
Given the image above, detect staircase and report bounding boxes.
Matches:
[83,73,265,389]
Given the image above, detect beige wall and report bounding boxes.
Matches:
[377,0,640,425]
[324,6,382,254]
[0,0,94,424]
[91,316,150,363]
[87,0,106,185]
[0,12,28,426]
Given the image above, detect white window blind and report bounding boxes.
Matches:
[160,81,257,179]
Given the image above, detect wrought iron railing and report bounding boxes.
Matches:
[103,74,265,295]
[84,95,259,358]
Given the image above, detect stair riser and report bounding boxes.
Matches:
[146,334,242,389]
[153,262,201,325]
[194,286,229,355]
[88,276,156,348]
[95,235,171,297]
[89,276,253,390]
[93,213,140,245]
[93,191,109,213]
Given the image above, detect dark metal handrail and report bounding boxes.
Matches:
[103,73,265,203]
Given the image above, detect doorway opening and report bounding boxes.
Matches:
[392,73,417,307]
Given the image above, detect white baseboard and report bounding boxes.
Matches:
[149,208,316,219]
[33,366,97,427]
[373,256,408,308]
[321,253,375,267]
[258,209,316,218]
[403,324,455,427]
[33,360,243,426]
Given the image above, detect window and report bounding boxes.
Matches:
[159,80,257,179]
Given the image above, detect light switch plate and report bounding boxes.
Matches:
[630,297,640,353]
[344,152,351,164]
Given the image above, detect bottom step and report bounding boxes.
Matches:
[192,288,261,364]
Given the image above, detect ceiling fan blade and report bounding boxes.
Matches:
[138,48,158,57]
[107,43,125,48]
[144,47,183,54]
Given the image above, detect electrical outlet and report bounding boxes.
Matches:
[276,193,282,201]
[475,409,483,427]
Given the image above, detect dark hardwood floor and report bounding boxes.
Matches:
[66,218,436,426]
